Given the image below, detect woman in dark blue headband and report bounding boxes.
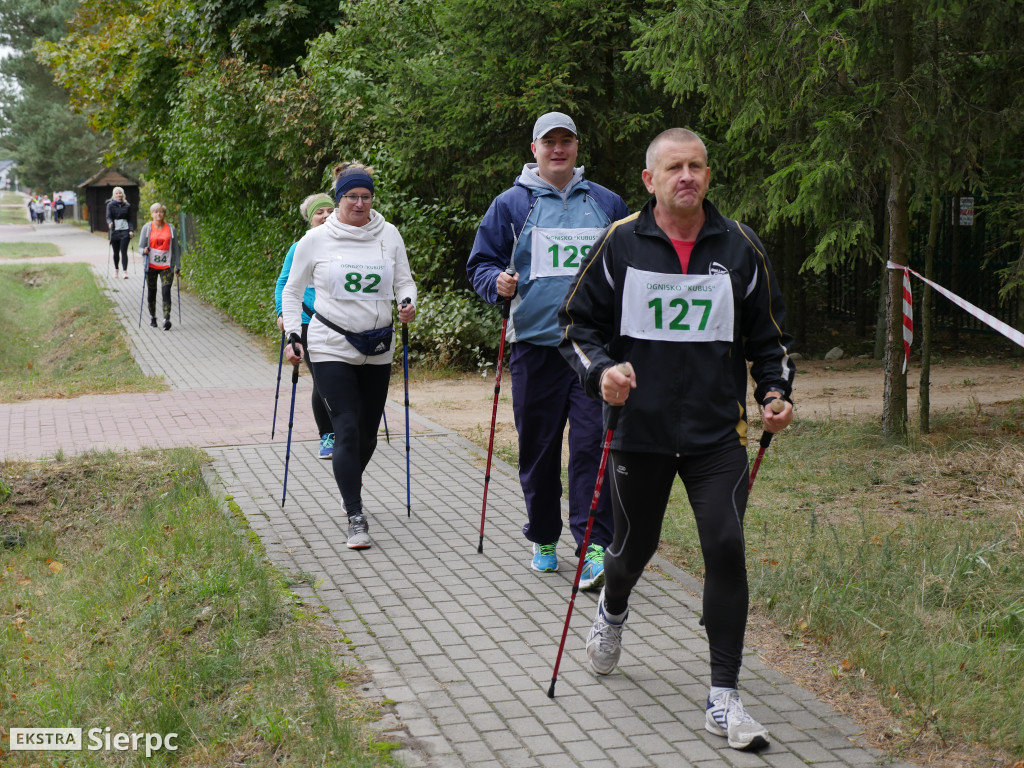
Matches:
[281,161,418,550]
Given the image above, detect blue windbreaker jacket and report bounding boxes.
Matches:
[467,166,629,346]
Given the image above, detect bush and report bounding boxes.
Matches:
[403,286,501,370]
[187,210,300,334]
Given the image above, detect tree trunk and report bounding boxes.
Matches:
[918,188,940,433]
[882,3,912,439]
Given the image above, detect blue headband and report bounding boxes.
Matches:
[334,173,375,202]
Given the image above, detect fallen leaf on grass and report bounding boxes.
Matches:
[46,559,63,574]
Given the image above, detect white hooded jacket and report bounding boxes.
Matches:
[282,209,417,364]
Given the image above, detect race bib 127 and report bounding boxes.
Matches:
[529,227,604,279]
[620,267,735,342]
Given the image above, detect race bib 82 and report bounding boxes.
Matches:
[327,259,395,301]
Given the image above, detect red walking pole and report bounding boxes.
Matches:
[547,363,631,698]
[749,398,785,490]
[478,269,515,553]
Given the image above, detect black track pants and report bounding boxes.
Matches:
[311,360,391,516]
[603,443,750,688]
[111,237,129,270]
[301,324,332,437]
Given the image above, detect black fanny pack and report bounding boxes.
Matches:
[314,313,393,356]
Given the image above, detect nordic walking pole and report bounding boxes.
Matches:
[548,362,632,699]
[401,298,412,518]
[137,252,149,327]
[478,266,515,553]
[749,398,785,491]
[281,336,300,507]
[383,409,390,444]
[176,270,182,326]
[271,331,285,439]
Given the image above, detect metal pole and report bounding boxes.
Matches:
[281,343,300,507]
[271,332,285,439]
[749,399,785,490]
[548,401,621,699]
[478,291,512,553]
[401,298,412,518]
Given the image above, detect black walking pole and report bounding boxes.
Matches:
[271,331,285,439]
[548,363,630,699]
[401,298,412,518]
[382,409,390,444]
[478,268,515,553]
[748,398,785,490]
[137,253,149,327]
[176,271,182,326]
[281,337,300,507]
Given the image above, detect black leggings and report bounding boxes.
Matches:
[146,268,174,319]
[603,443,750,688]
[310,360,391,516]
[111,237,129,270]
[300,324,332,437]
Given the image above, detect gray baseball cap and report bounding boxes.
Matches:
[532,111,578,140]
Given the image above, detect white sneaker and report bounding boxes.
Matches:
[705,690,770,751]
[346,514,371,549]
[586,589,626,675]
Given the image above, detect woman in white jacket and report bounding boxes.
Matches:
[282,162,417,550]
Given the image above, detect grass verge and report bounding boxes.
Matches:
[0,449,399,766]
[0,242,61,259]
[0,206,30,225]
[660,405,1024,762]
[0,263,162,401]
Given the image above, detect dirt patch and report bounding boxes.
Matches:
[407,358,1024,457]
[405,356,1024,768]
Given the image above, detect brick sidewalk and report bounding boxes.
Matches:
[1,220,918,768]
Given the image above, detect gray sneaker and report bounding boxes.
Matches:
[705,690,770,751]
[586,589,626,675]
[346,514,371,550]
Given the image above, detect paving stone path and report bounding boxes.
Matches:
[1,217,918,768]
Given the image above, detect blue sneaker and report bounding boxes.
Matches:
[579,543,605,591]
[531,542,558,572]
[318,433,334,460]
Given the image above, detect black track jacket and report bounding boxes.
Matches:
[558,197,795,455]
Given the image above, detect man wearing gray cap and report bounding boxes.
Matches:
[467,111,628,587]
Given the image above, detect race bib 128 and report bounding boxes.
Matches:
[529,227,604,279]
[620,267,735,342]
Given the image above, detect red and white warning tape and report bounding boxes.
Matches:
[887,261,1024,359]
[901,267,913,373]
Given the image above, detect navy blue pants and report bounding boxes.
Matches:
[603,444,750,688]
[508,342,612,552]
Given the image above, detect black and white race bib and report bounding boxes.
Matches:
[529,227,604,279]
[327,259,394,301]
[149,248,170,266]
[113,219,129,231]
[620,267,734,342]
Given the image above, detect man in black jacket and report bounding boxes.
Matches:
[558,128,795,752]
